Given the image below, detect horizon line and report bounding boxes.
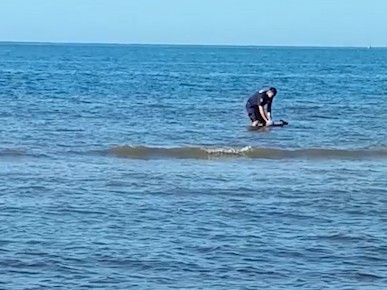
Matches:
[0,40,384,49]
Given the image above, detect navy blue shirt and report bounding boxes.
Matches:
[246,91,274,113]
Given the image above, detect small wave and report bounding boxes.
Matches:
[0,148,28,157]
[0,148,48,159]
[104,146,387,160]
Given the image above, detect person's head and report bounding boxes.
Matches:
[267,87,277,98]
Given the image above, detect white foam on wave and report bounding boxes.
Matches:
[203,146,253,155]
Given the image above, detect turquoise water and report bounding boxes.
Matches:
[1,43,387,289]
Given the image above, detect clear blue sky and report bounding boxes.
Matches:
[0,0,386,46]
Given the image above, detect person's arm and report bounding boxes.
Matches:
[267,98,273,121]
[259,105,269,123]
[258,96,270,123]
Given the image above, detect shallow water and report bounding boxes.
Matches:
[1,43,387,289]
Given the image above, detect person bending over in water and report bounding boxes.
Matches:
[245,87,277,127]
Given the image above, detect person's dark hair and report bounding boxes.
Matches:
[269,87,277,96]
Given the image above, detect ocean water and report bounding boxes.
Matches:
[0,43,387,289]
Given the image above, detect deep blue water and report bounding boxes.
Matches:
[1,43,387,289]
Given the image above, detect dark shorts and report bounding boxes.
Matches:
[246,105,265,124]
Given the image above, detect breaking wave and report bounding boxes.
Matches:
[104,145,387,160]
